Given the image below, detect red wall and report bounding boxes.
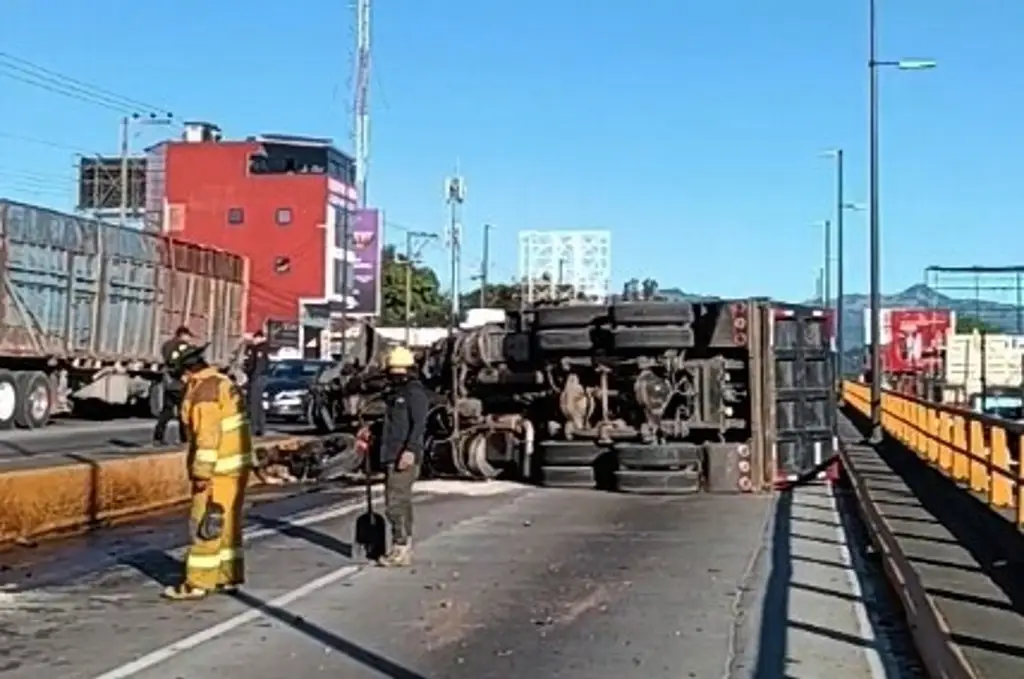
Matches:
[163,142,328,332]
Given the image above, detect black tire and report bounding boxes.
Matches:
[534,305,608,330]
[0,370,18,430]
[535,328,594,353]
[14,371,53,429]
[540,465,597,489]
[615,469,701,495]
[612,326,693,351]
[148,381,164,418]
[539,441,604,466]
[611,301,694,326]
[616,443,702,470]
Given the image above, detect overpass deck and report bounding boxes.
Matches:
[1,478,891,679]
[839,410,1024,679]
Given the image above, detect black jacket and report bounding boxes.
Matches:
[244,342,270,380]
[160,338,191,393]
[378,378,430,467]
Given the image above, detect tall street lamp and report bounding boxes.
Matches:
[868,0,936,443]
[822,149,864,384]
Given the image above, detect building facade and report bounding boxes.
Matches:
[145,123,359,335]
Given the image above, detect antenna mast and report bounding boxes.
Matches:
[353,0,371,205]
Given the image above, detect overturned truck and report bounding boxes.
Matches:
[313,299,835,494]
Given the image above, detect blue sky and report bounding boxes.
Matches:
[1,0,1020,303]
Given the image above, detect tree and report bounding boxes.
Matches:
[462,274,584,311]
[956,315,1002,334]
[379,245,448,326]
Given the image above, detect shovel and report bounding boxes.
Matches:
[353,430,387,561]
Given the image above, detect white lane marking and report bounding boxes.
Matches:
[90,564,362,679]
[825,484,890,679]
[90,481,527,678]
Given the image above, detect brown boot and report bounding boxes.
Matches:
[376,543,413,568]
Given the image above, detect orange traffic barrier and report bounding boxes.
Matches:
[843,381,1024,530]
[0,437,311,545]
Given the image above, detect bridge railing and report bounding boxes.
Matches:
[842,381,1024,531]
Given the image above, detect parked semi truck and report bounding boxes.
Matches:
[0,200,249,429]
[310,298,834,494]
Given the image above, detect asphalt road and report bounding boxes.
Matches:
[0,481,899,679]
[0,419,313,467]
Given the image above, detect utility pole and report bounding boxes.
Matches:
[119,112,173,228]
[479,223,492,307]
[353,0,371,205]
[404,230,436,343]
[823,219,832,313]
[835,149,845,381]
[445,174,465,333]
[337,208,352,354]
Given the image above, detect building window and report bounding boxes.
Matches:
[275,207,292,226]
[274,256,291,274]
[227,207,244,225]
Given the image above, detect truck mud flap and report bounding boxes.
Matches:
[611,326,694,351]
[614,469,701,495]
[610,301,695,325]
[533,305,609,329]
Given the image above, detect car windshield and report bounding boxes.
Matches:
[268,360,327,380]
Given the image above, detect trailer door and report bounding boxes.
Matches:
[771,305,835,482]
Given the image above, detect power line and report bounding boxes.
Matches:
[0,51,174,115]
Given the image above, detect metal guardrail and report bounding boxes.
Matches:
[843,380,1024,530]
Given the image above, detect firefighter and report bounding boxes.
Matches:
[153,325,194,446]
[376,345,430,567]
[243,330,270,437]
[162,342,254,601]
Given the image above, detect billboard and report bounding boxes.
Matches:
[863,307,955,374]
[331,207,381,317]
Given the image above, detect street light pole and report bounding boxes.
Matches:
[835,150,845,379]
[867,0,936,443]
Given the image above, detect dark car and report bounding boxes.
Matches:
[262,359,333,422]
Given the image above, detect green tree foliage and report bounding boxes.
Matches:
[380,245,449,326]
[956,315,1002,334]
[461,274,581,311]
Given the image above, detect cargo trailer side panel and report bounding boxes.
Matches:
[0,200,248,368]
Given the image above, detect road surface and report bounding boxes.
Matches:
[0,480,908,679]
[0,419,313,467]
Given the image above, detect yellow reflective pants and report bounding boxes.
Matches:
[184,471,248,590]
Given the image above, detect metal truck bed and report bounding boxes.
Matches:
[0,200,249,368]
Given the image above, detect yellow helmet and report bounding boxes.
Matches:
[386,345,416,371]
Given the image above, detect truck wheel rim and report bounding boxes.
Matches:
[29,385,49,421]
[0,383,14,421]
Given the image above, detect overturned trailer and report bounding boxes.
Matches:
[309,300,834,494]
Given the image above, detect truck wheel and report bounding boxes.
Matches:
[539,465,596,489]
[615,469,701,495]
[611,301,695,326]
[616,443,702,470]
[533,305,608,329]
[612,326,694,351]
[0,370,18,430]
[539,441,604,466]
[535,328,594,353]
[14,371,53,429]
[148,382,164,418]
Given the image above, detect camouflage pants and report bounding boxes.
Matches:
[384,464,418,545]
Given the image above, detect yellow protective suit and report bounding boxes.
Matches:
[180,366,254,591]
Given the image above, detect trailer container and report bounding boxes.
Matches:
[0,199,249,428]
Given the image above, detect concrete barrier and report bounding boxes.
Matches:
[0,437,312,545]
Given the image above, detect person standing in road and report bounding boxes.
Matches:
[376,345,429,568]
[153,325,194,446]
[163,343,253,601]
[243,330,270,437]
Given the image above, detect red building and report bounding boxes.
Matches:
[145,122,359,335]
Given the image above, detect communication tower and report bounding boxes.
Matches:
[518,230,612,304]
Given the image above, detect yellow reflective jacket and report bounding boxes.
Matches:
[182,366,253,480]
